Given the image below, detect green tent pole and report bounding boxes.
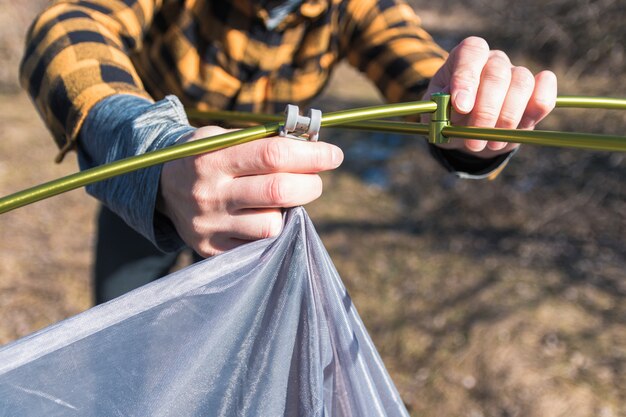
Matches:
[556,96,626,109]
[442,126,626,152]
[188,96,626,125]
[0,96,624,215]
[0,124,280,215]
[0,101,437,214]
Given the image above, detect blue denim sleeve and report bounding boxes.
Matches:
[78,94,195,252]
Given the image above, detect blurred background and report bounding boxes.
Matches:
[0,0,624,416]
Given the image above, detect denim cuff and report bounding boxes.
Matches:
[78,94,195,252]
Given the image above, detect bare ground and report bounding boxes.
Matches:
[0,1,625,416]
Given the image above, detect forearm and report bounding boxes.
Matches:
[78,94,194,252]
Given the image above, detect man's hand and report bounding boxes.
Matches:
[422,36,558,158]
[158,126,343,257]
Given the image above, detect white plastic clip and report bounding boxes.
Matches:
[279,104,322,142]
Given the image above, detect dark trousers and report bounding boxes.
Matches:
[93,206,200,304]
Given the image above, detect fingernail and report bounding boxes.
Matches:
[332,147,344,167]
[488,141,507,150]
[466,139,487,152]
[455,90,473,113]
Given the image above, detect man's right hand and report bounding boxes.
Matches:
[158,126,344,257]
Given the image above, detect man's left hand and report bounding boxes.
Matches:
[422,36,558,158]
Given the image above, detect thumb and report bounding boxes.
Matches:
[447,37,490,114]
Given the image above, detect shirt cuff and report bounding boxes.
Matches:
[428,144,518,180]
[78,94,195,252]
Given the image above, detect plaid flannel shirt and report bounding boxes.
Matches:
[20,0,448,161]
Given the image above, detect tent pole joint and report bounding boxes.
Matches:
[428,93,451,145]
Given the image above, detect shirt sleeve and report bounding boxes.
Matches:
[78,94,194,252]
[339,0,448,103]
[20,0,161,162]
[428,145,518,180]
[339,0,515,179]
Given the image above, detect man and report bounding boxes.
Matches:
[21,0,556,302]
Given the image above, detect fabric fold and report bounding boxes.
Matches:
[0,207,408,417]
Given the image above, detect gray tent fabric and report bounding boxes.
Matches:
[0,207,409,416]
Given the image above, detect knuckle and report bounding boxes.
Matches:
[460,36,489,53]
[313,145,331,170]
[313,144,340,171]
[190,215,209,236]
[266,175,288,205]
[260,139,287,171]
[259,215,283,239]
[498,109,520,127]
[454,68,480,87]
[310,175,323,200]
[483,60,512,84]
[489,49,511,63]
[191,158,204,176]
[196,240,216,258]
[191,153,215,176]
[533,97,556,114]
[190,185,211,208]
[511,66,535,91]
[191,184,228,213]
[472,108,500,124]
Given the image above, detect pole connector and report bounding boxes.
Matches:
[280,104,322,141]
[428,92,451,145]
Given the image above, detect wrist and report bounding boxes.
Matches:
[78,94,195,252]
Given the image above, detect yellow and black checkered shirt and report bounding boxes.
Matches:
[21,0,447,160]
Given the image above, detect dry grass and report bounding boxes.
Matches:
[0,93,95,343]
[0,1,625,416]
[0,0,48,92]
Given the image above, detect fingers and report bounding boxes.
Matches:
[426,36,558,156]
[496,66,535,128]
[215,137,343,177]
[227,173,323,210]
[226,208,284,241]
[475,66,533,151]
[195,209,284,257]
[464,50,513,151]
[519,70,558,129]
[190,171,324,256]
[471,68,556,151]
[447,36,490,114]
[161,130,336,257]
